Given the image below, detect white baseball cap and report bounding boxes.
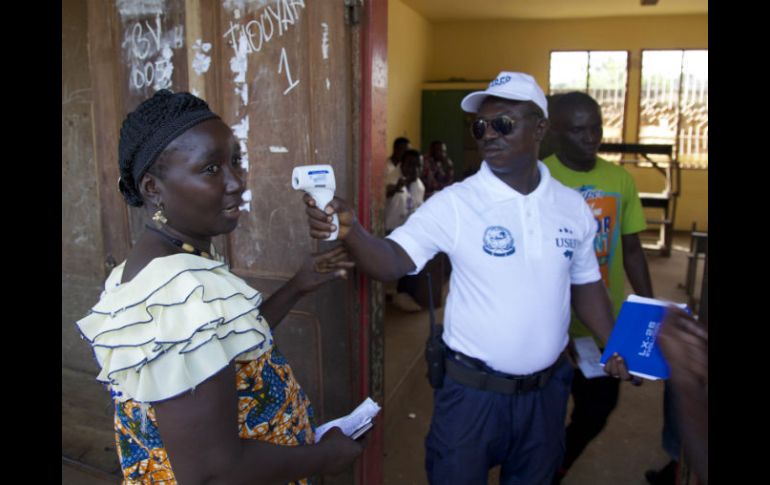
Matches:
[461,71,548,118]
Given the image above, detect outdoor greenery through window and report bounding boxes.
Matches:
[549,51,629,144]
[639,50,708,168]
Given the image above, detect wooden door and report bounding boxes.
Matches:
[83,1,385,483]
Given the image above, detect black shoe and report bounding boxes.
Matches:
[645,460,677,485]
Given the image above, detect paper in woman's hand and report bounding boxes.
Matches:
[314,397,381,442]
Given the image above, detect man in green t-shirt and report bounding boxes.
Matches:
[544,92,655,482]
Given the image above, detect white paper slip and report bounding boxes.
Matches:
[626,294,688,310]
[349,421,373,440]
[574,336,607,379]
[314,397,381,443]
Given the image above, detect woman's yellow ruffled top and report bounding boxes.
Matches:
[76,254,273,403]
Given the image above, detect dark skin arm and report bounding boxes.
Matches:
[259,245,355,328]
[621,233,654,297]
[440,159,454,182]
[571,280,633,380]
[385,177,407,198]
[154,365,364,485]
[421,163,438,191]
[303,195,415,282]
[657,307,708,484]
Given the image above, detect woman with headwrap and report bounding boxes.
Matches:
[76,90,363,484]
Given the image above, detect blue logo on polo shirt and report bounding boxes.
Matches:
[483,226,515,257]
[556,227,578,260]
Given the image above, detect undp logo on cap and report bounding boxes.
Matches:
[489,75,512,88]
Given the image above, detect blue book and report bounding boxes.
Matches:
[599,295,688,380]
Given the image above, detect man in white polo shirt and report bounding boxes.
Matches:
[300,71,634,484]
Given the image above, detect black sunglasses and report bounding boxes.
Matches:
[471,114,539,140]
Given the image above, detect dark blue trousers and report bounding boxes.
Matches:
[562,372,620,470]
[425,358,574,485]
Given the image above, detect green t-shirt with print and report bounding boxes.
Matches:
[544,155,647,343]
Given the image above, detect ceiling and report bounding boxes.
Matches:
[400,0,708,21]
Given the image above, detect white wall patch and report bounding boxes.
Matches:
[117,0,165,19]
[239,189,252,212]
[229,30,249,84]
[153,45,174,90]
[269,146,289,153]
[321,22,330,60]
[232,116,250,141]
[234,84,249,106]
[232,117,250,172]
[192,39,212,75]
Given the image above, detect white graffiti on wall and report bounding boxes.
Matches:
[321,22,329,60]
[220,0,307,210]
[240,189,252,212]
[232,115,251,173]
[229,28,251,112]
[223,0,306,54]
[122,13,184,91]
[233,117,251,209]
[191,39,213,76]
[321,21,331,90]
[117,0,165,19]
[278,47,299,95]
[223,0,306,99]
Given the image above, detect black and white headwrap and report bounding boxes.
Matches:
[117,90,220,207]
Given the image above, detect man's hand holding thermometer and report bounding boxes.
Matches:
[292,164,339,241]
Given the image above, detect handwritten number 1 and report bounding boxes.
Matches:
[278,47,299,95]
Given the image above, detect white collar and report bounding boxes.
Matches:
[478,160,551,202]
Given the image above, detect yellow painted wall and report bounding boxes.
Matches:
[387,0,432,152]
[429,15,707,146]
[385,11,708,230]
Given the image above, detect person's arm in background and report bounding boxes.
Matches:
[304,195,416,282]
[657,307,708,484]
[571,198,633,381]
[421,161,437,194]
[571,280,614,345]
[570,281,631,380]
[622,232,654,297]
[444,159,455,183]
[386,177,407,198]
[621,172,654,298]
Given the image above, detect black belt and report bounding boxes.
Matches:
[445,348,565,394]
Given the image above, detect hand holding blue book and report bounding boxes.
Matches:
[599,295,688,380]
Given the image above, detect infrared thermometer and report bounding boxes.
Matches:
[292,164,338,241]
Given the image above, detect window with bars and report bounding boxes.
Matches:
[639,49,708,168]
[548,49,709,169]
[548,51,629,144]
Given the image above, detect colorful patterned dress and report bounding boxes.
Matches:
[77,254,316,484]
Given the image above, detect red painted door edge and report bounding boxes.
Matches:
[358,0,387,483]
